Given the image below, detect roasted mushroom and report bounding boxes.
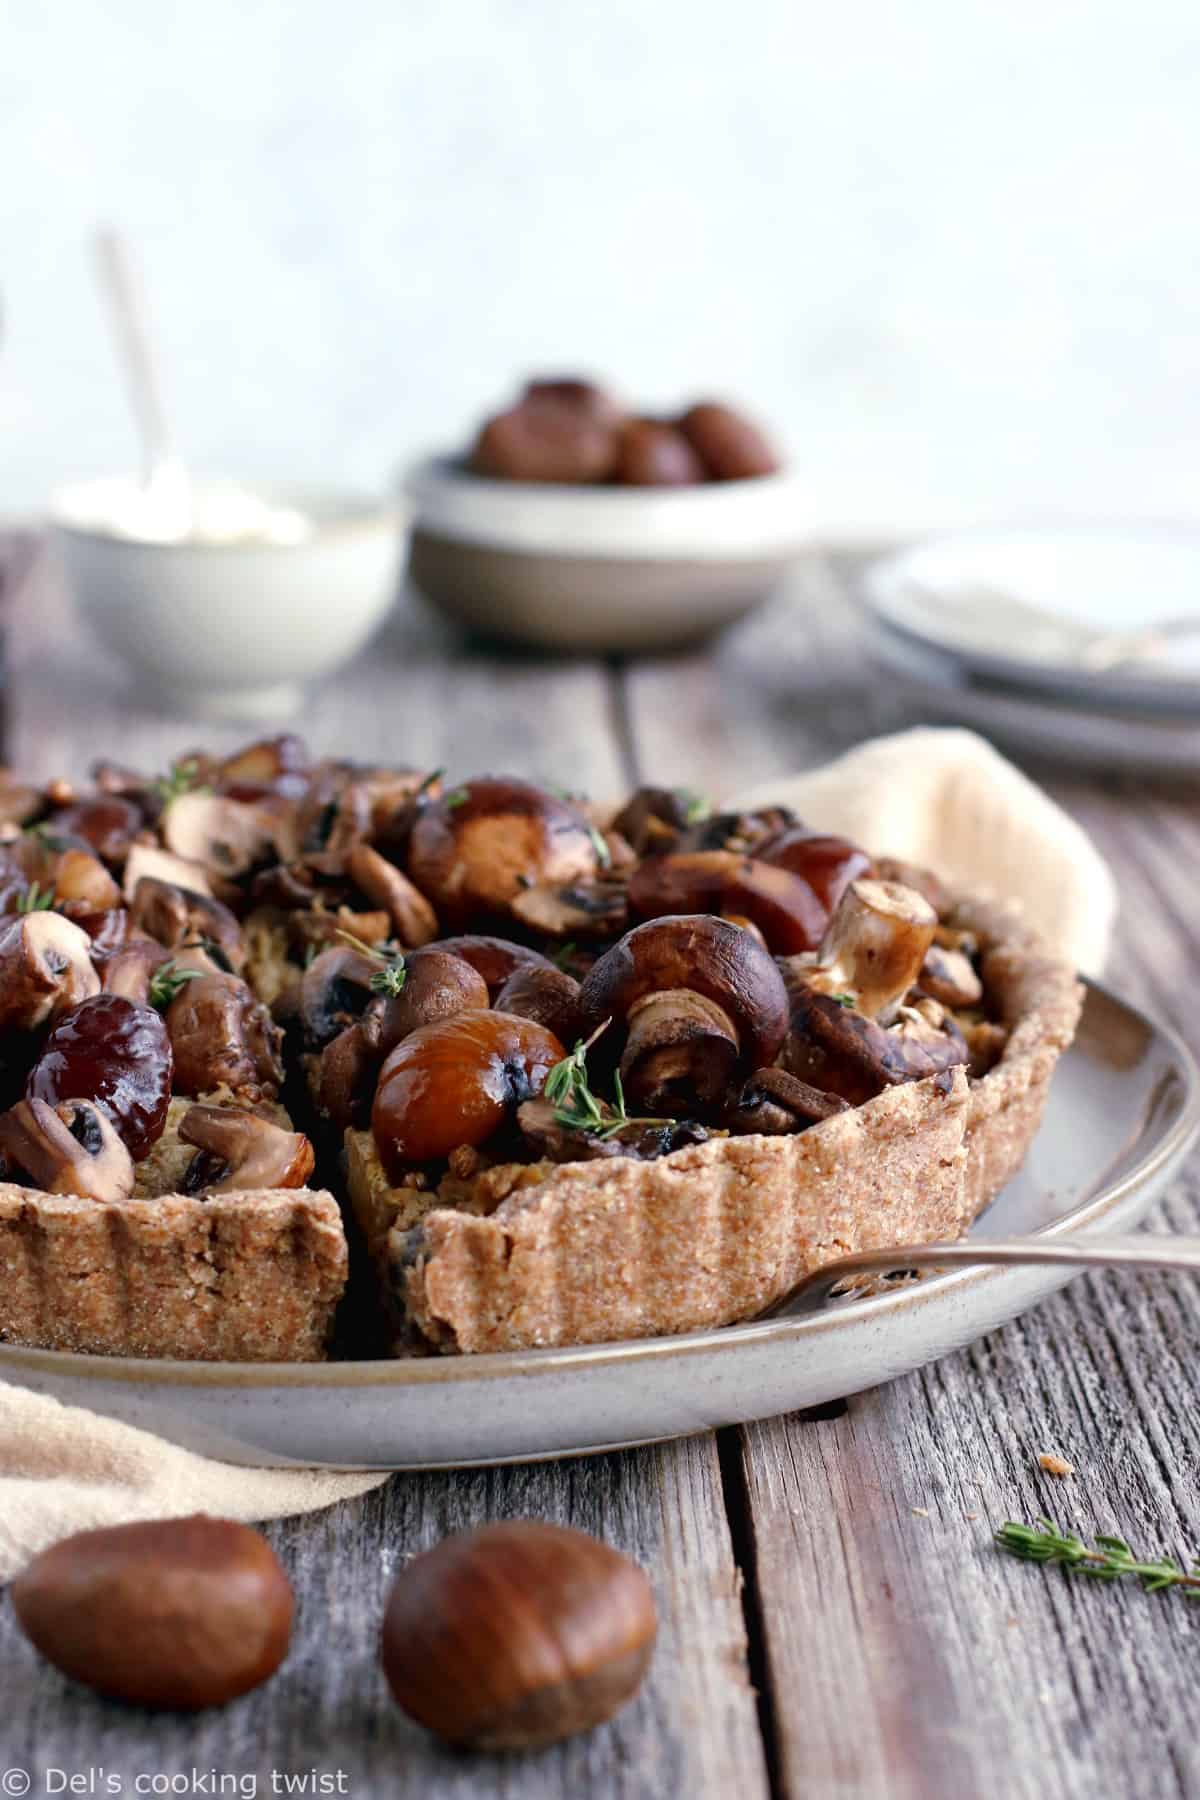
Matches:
[407,779,600,925]
[161,791,278,880]
[493,963,582,1045]
[300,944,385,1048]
[781,980,969,1108]
[755,829,876,917]
[0,1097,135,1201]
[919,943,984,1010]
[577,915,789,1118]
[509,877,629,940]
[628,851,829,955]
[122,842,214,902]
[129,877,245,973]
[99,937,173,1001]
[797,879,938,1024]
[609,786,704,855]
[47,796,143,864]
[165,975,284,1101]
[722,1066,849,1135]
[372,1011,564,1177]
[516,1097,709,1164]
[178,1104,314,1193]
[0,913,100,1031]
[429,935,559,998]
[346,844,438,947]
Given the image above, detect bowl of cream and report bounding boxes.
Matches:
[51,475,403,719]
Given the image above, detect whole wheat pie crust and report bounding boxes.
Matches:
[0,744,1082,1363]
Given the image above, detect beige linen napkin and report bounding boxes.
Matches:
[0,725,1115,1576]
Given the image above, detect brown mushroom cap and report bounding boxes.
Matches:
[628,851,828,955]
[0,913,101,1032]
[619,988,741,1116]
[578,914,789,1072]
[375,949,490,1055]
[161,791,278,880]
[299,945,385,1048]
[0,1097,135,1200]
[407,778,599,924]
[723,1066,849,1135]
[781,983,968,1107]
[130,876,245,972]
[178,1104,314,1192]
[429,935,558,998]
[165,974,284,1100]
[47,796,143,863]
[493,962,582,1045]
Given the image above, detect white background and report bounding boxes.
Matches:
[3,1,1198,533]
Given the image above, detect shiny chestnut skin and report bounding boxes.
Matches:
[678,401,780,480]
[381,1520,656,1750]
[627,851,828,955]
[13,1515,293,1709]
[408,778,599,924]
[756,828,875,918]
[26,993,172,1160]
[46,796,143,864]
[372,1010,564,1177]
[470,404,619,484]
[614,418,705,487]
[578,914,789,1071]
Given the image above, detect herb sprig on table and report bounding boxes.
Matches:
[996,1518,1200,1599]
[543,1022,672,1140]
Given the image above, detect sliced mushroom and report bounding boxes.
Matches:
[317,1010,385,1132]
[161,790,278,880]
[723,1066,850,1136]
[346,843,438,946]
[286,906,393,959]
[406,777,600,924]
[300,944,384,1048]
[919,944,984,1009]
[755,828,876,917]
[216,734,311,799]
[0,913,100,1031]
[509,877,629,940]
[430,935,559,998]
[99,937,172,1001]
[493,963,581,1045]
[0,773,47,830]
[578,915,790,1119]
[516,1097,710,1164]
[46,795,143,862]
[781,983,968,1107]
[130,876,245,972]
[671,806,796,855]
[48,848,122,911]
[608,787,698,856]
[802,879,938,1024]
[123,841,213,902]
[0,1097,134,1201]
[165,974,285,1100]
[177,1104,314,1193]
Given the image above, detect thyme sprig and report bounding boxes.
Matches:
[153,758,211,806]
[16,881,56,913]
[673,786,711,826]
[995,1518,1200,1598]
[334,929,407,996]
[148,960,202,1010]
[543,1022,673,1140]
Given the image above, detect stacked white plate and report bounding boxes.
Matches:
[858,528,1200,773]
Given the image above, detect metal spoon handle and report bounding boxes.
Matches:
[763,1235,1200,1319]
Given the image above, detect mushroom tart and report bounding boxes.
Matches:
[0,744,1081,1361]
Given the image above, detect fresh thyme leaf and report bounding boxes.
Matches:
[153,758,211,806]
[444,787,469,809]
[831,992,855,1008]
[995,1518,1200,1598]
[16,881,56,913]
[551,941,578,970]
[25,822,73,852]
[673,786,711,826]
[369,957,408,997]
[544,1022,676,1140]
[417,767,445,797]
[148,960,202,1010]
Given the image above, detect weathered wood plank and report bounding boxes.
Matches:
[0,1437,769,1798]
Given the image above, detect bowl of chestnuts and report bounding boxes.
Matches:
[404,377,811,652]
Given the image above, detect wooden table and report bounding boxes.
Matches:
[4,549,1200,1800]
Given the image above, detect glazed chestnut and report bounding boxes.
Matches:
[165,974,284,1101]
[408,778,600,924]
[371,1010,564,1177]
[755,828,876,919]
[471,402,620,484]
[578,915,789,1116]
[628,851,828,954]
[432,935,559,998]
[12,1515,294,1709]
[614,418,705,487]
[678,401,780,480]
[381,1520,656,1749]
[26,993,173,1160]
[494,962,582,1045]
[522,377,624,425]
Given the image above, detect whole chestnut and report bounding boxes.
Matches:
[614,418,706,487]
[12,1514,294,1709]
[381,1520,657,1749]
[470,404,619,484]
[371,1009,564,1176]
[678,401,780,480]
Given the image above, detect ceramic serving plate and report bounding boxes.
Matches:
[1,981,1195,1470]
[862,527,1200,716]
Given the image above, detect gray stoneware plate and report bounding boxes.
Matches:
[1,981,1196,1470]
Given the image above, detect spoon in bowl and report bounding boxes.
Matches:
[758,1234,1200,1320]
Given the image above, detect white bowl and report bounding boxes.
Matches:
[51,477,404,720]
[404,454,813,652]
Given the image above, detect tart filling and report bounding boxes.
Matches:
[0,742,1082,1360]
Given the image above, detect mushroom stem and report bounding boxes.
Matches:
[177,1105,315,1193]
[810,879,937,1023]
[619,989,740,1117]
